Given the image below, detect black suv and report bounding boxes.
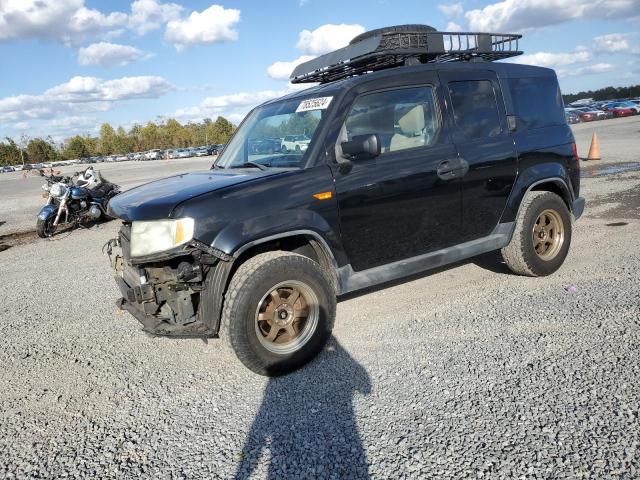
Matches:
[106,26,585,375]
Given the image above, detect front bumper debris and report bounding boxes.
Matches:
[105,225,222,338]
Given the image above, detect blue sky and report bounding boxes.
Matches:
[0,0,638,142]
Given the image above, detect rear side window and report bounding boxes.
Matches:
[508,77,565,129]
[448,80,502,140]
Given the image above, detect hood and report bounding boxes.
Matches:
[107,169,282,221]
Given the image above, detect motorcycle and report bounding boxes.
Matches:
[36,167,121,238]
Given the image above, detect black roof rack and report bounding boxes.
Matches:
[290,25,523,84]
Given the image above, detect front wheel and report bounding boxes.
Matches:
[501,191,572,277]
[36,217,57,238]
[221,251,336,376]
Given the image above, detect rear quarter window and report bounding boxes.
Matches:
[508,77,565,130]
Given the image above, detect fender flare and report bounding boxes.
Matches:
[500,163,575,224]
[200,228,341,336]
[37,204,58,221]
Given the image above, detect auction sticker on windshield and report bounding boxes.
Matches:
[296,97,333,113]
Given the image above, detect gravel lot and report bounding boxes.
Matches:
[0,116,639,478]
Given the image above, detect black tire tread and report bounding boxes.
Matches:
[501,191,570,277]
[220,251,336,375]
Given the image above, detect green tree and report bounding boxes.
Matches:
[0,138,22,166]
[63,136,91,159]
[98,123,117,155]
[26,137,59,164]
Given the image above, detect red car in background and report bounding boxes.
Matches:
[610,107,635,117]
[577,111,596,122]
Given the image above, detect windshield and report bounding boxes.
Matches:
[215,97,329,169]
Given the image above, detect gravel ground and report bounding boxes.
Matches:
[0,117,639,479]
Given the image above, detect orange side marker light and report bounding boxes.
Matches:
[313,191,333,201]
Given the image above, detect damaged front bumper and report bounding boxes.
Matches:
[105,224,231,338]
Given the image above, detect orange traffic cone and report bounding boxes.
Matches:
[587,133,601,161]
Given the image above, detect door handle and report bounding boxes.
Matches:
[437,157,469,180]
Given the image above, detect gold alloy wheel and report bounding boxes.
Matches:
[254,281,319,355]
[532,209,565,260]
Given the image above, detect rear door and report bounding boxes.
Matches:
[331,76,462,271]
[439,70,518,242]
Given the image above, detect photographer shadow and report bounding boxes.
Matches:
[235,338,372,479]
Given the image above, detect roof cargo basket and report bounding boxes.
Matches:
[290,24,523,84]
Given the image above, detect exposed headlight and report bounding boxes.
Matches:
[130,218,195,257]
[50,183,67,199]
[42,183,50,192]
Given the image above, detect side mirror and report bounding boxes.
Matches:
[341,134,381,159]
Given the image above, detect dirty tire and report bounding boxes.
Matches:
[221,251,336,376]
[36,217,56,238]
[501,191,572,277]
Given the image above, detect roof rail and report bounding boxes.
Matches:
[290,26,523,84]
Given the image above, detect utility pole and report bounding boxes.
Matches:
[20,133,28,165]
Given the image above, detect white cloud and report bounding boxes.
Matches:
[0,0,191,46]
[446,21,463,32]
[438,3,464,18]
[515,50,592,68]
[267,24,364,81]
[557,63,615,77]
[464,0,639,32]
[0,75,173,124]
[129,0,183,35]
[296,24,365,55]
[267,55,316,80]
[593,33,630,52]
[173,86,310,123]
[164,4,240,51]
[78,42,146,66]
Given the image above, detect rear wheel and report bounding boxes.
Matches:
[36,217,57,238]
[221,251,336,376]
[501,191,572,277]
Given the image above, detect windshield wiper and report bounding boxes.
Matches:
[229,162,269,171]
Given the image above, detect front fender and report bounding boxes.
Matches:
[211,209,347,267]
[37,204,58,221]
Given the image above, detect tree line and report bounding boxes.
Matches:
[562,84,640,104]
[0,116,235,166]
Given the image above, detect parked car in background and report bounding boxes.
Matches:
[250,138,282,154]
[565,111,580,124]
[210,144,225,155]
[570,109,596,122]
[615,101,640,114]
[13,165,23,171]
[610,106,635,117]
[194,147,210,157]
[281,134,311,152]
[146,149,163,160]
[572,106,609,120]
[1,166,15,173]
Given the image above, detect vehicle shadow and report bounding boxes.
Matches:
[234,337,372,479]
[339,250,512,302]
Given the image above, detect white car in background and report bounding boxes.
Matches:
[145,149,163,160]
[281,135,311,153]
